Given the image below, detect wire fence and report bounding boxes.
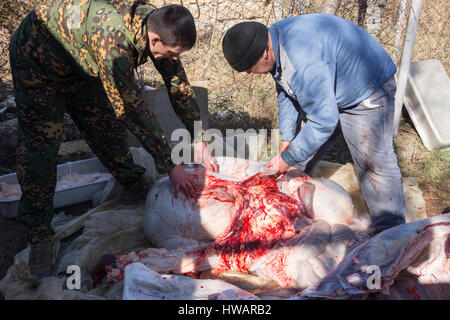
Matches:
[142,0,449,129]
[156,0,449,70]
[1,0,448,126]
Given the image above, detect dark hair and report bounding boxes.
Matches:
[146,4,196,50]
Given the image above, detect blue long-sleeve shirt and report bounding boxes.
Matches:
[269,14,396,165]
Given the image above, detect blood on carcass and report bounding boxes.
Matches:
[446,237,450,259]
[197,173,311,275]
[96,158,450,299]
[103,172,313,283]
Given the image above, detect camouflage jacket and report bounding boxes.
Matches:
[33,0,203,172]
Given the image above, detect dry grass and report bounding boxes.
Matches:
[138,0,449,134]
[138,39,279,131]
[395,113,450,215]
[0,0,41,99]
[1,0,448,101]
[412,0,449,73]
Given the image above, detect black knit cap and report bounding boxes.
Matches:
[222,22,268,72]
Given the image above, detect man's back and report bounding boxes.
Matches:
[33,0,154,77]
[270,13,396,108]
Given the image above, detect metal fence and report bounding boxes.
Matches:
[152,0,449,71]
[1,0,448,122]
[142,0,449,129]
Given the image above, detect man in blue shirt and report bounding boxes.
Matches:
[222,14,406,233]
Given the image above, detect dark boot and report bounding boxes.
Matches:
[28,240,53,281]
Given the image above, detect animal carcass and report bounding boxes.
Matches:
[105,157,369,290]
[100,157,449,299]
[294,213,449,300]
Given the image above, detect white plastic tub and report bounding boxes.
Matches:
[0,158,112,218]
[404,59,450,151]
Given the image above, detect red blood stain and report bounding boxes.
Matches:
[104,173,313,284]
[445,236,450,259]
[193,173,311,276]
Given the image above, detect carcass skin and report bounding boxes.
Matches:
[107,157,368,290]
[102,157,449,299]
[384,230,449,300]
[293,214,450,300]
[384,231,449,300]
[106,215,450,300]
[143,157,362,250]
[123,262,259,300]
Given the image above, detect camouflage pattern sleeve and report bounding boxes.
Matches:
[152,56,206,142]
[92,30,175,174]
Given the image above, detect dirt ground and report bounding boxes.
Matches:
[0,201,93,300]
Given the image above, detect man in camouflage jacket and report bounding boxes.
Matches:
[9,0,216,280]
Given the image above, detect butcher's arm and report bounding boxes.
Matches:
[280,61,339,166]
[152,57,218,171]
[94,35,174,174]
[151,57,206,142]
[277,82,299,146]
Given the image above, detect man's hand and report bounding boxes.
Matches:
[194,141,218,172]
[279,140,291,153]
[261,141,291,175]
[261,152,290,176]
[169,165,195,198]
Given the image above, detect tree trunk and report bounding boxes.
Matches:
[358,0,388,33]
[321,0,342,15]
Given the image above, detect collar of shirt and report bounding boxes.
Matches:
[268,26,281,80]
[131,4,156,66]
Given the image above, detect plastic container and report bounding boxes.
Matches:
[404,59,450,151]
[0,158,111,218]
